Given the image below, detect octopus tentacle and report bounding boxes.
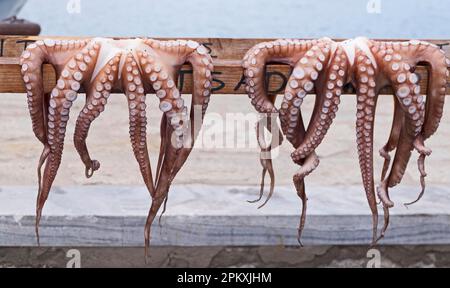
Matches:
[156,114,168,185]
[384,74,425,189]
[243,39,321,113]
[279,44,329,144]
[73,52,121,178]
[146,40,214,209]
[168,43,214,177]
[379,97,403,181]
[244,39,330,206]
[137,54,186,256]
[375,69,423,237]
[140,41,213,254]
[368,41,422,206]
[251,114,283,208]
[403,153,427,206]
[36,41,101,242]
[414,42,448,140]
[371,40,447,205]
[277,45,330,238]
[293,151,319,246]
[406,43,447,204]
[138,50,186,142]
[20,39,89,144]
[291,43,347,163]
[354,48,380,244]
[122,53,155,196]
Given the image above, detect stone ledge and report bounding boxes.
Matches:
[0,185,449,246]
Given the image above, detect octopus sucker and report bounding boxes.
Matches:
[20,39,213,254]
[73,52,121,178]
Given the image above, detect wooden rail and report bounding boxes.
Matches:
[1,36,449,95]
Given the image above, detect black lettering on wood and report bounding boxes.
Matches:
[16,40,36,51]
[265,71,287,94]
[0,39,4,57]
[178,69,193,91]
[201,42,217,58]
[234,74,246,91]
[211,71,225,92]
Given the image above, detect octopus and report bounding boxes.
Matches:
[242,37,449,245]
[363,39,449,240]
[20,38,213,257]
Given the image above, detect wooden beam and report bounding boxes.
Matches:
[1,36,449,95]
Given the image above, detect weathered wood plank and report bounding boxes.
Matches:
[1,57,449,95]
[1,185,450,246]
[1,36,449,95]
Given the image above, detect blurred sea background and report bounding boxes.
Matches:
[18,0,450,38]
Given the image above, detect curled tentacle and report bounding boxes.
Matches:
[279,44,330,144]
[276,45,327,237]
[291,43,347,163]
[243,39,321,114]
[279,40,336,243]
[252,114,283,208]
[74,52,121,178]
[417,43,448,140]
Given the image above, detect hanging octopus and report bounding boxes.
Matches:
[242,37,449,245]
[358,39,449,240]
[20,38,213,257]
[242,38,352,245]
